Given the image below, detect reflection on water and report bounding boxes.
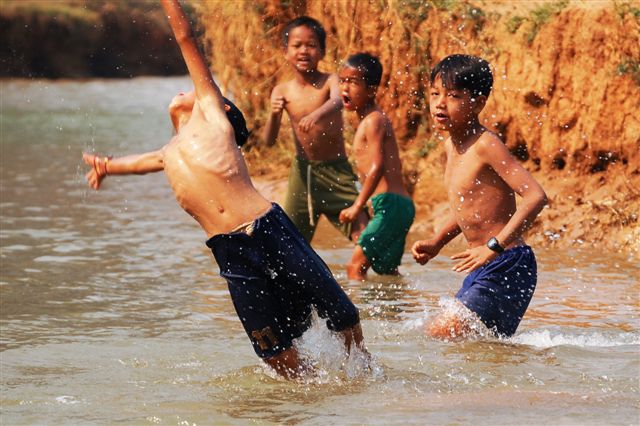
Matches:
[1,78,639,425]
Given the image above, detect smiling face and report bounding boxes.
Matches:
[339,66,375,112]
[429,75,486,132]
[284,25,323,73]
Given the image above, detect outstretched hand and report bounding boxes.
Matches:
[451,245,497,273]
[82,153,107,190]
[411,239,441,265]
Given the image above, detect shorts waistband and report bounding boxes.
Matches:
[205,203,280,248]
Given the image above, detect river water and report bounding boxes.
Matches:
[1,77,638,425]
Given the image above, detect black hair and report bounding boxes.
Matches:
[282,16,326,54]
[344,52,383,87]
[430,54,493,98]
[223,97,249,147]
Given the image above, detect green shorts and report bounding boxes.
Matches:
[358,192,415,274]
[283,156,361,241]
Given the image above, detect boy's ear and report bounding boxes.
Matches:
[473,95,488,113]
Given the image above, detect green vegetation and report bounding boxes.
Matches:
[418,135,439,158]
[428,0,457,12]
[506,15,525,33]
[617,58,640,86]
[525,0,569,43]
[613,0,640,20]
[396,0,430,21]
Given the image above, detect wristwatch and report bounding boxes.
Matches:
[487,237,504,253]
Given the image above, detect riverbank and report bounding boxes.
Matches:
[0,0,194,78]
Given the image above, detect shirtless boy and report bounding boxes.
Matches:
[82,0,366,378]
[411,54,547,338]
[263,16,368,246]
[338,53,415,280]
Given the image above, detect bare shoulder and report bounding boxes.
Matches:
[325,72,339,85]
[273,80,292,96]
[475,129,508,157]
[363,110,389,129]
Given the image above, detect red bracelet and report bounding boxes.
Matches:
[103,156,112,175]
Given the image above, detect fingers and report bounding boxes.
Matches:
[82,152,94,166]
[452,255,477,273]
[450,250,469,260]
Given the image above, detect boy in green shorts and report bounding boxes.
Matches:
[263,16,368,245]
[338,53,415,280]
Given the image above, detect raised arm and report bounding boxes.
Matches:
[160,0,225,114]
[82,150,165,190]
[298,73,344,132]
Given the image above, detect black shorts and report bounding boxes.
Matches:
[206,203,360,359]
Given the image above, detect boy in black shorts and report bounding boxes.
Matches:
[82,0,366,378]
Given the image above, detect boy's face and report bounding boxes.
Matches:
[429,75,485,132]
[285,25,323,72]
[339,66,375,111]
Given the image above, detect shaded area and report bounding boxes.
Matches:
[0,0,197,78]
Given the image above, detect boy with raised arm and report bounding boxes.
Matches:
[82,0,367,379]
[337,53,415,280]
[263,17,368,248]
[411,54,547,339]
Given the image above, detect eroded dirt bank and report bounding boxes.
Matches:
[199,0,639,255]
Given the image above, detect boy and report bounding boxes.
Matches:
[82,0,367,379]
[411,54,547,339]
[263,16,368,247]
[337,53,415,280]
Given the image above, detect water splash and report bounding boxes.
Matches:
[286,311,383,383]
[512,328,640,348]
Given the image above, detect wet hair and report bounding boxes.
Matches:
[282,16,326,54]
[343,53,383,87]
[223,97,249,147]
[430,54,493,98]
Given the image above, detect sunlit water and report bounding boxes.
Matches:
[1,77,638,425]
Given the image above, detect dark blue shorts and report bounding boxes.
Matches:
[456,245,537,337]
[206,203,360,359]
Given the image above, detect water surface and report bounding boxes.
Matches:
[1,77,638,425]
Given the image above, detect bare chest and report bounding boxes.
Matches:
[284,85,330,118]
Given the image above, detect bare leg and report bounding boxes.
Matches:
[347,245,370,280]
[425,311,474,340]
[263,346,308,379]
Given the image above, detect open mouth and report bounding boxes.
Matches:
[342,94,353,108]
[434,112,449,122]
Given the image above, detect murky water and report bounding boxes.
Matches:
[1,77,638,425]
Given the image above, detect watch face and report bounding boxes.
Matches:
[488,237,503,253]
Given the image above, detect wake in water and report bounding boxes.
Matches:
[402,297,640,349]
[403,297,494,341]
[512,328,640,348]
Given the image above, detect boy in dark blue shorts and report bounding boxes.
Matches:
[82,0,366,378]
[411,54,547,338]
